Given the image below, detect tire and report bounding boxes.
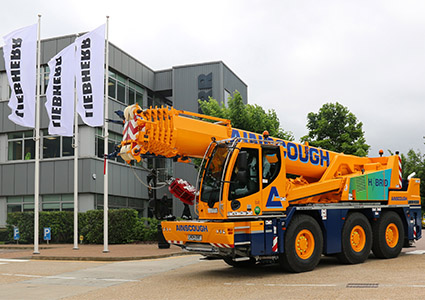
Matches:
[279,214,323,273]
[337,212,372,264]
[223,257,256,267]
[372,211,404,259]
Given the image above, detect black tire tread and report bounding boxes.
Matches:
[337,212,372,264]
[372,211,404,259]
[279,214,323,273]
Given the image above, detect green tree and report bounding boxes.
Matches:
[399,149,425,210]
[301,102,370,156]
[199,91,293,140]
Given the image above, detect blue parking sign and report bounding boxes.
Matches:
[43,227,51,241]
[13,227,19,240]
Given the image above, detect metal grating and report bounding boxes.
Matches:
[346,283,379,289]
[353,176,366,192]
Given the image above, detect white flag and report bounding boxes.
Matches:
[45,43,75,136]
[3,24,37,128]
[75,24,105,127]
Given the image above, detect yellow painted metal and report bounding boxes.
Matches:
[161,220,234,245]
[161,220,264,246]
[385,223,399,248]
[350,225,366,252]
[120,104,231,161]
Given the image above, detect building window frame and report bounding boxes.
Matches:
[7,131,35,161]
[108,69,144,107]
[42,129,74,159]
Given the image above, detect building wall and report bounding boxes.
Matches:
[0,34,248,226]
[172,61,247,113]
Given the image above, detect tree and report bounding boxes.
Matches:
[301,102,370,156]
[399,149,425,211]
[199,91,293,140]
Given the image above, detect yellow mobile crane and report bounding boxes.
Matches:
[120,104,421,272]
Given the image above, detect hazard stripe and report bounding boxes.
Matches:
[272,236,278,252]
[210,243,234,249]
[167,240,184,245]
[123,119,139,141]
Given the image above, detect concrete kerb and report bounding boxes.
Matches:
[27,251,197,262]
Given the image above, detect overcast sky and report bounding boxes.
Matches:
[1,0,424,156]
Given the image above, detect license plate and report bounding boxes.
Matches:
[187,234,202,241]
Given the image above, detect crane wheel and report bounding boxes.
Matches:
[279,214,323,273]
[372,211,404,259]
[337,212,372,264]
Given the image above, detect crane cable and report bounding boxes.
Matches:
[128,163,168,190]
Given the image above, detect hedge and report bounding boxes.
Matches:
[6,209,160,244]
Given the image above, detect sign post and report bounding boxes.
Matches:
[13,227,20,244]
[43,227,51,245]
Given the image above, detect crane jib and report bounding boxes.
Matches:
[231,129,330,167]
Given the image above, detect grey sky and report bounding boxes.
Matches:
[1,0,424,156]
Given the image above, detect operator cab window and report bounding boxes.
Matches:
[229,148,259,200]
[262,146,281,188]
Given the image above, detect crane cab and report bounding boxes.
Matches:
[197,139,288,220]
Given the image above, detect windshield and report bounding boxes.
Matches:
[200,144,231,208]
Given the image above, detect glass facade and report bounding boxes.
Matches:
[6,194,73,213]
[95,129,125,164]
[8,131,35,161]
[108,70,144,107]
[7,130,74,161]
[42,130,74,159]
[96,194,146,216]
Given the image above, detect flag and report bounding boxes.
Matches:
[75,24,105,127]
[2,24,37,128]
[45,43,75,136]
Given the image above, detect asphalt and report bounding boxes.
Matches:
[0,242,189,261]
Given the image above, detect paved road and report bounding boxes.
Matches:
[0,245,424,299]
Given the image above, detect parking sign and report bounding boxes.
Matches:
[13,227,19,240]
[43,227,51,241]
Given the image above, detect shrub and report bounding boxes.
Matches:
[79,209,140,244]
[7,212,35,243]
[0,228,8,242]
[6,209,159,244]
[138,217,160,241]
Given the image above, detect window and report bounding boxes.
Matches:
[7,196,34,213]
[41,65,49,95]
[96,129,125,163]
[42,194,73,211]
[156,158,173,183]
[8,131,35,161]
[224,89,231,106]
[108,77,116,99]
[42,130,74,158]
[262,146,281,188]
[96,194,146,215]
[0,71,11,101]
[108,69,144,107]
[8,130,74,161]
[117,82,126,103]
[229,148,260,200]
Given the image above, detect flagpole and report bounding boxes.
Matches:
[73,34,79,250]
[33,14,41,255]
[103,16,110,253]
